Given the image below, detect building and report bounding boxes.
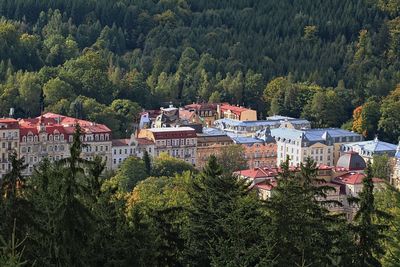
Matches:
[185,103,218,126]
[112,139,135,169]
[217,104,257,121]
[392,143,400,189]
[19,113,112,175]
[213,116,311,136]
[340,137,398,162]
[271,128,363,167]
[336,152,366,172]
[0,118,20,179]
[231,136,277,169]
[196,128,233,169]
[137,127,197,165]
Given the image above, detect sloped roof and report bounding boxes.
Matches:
[336,152,366,171]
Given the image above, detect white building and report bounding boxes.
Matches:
[271,128,363,167]
[111,139,136,169]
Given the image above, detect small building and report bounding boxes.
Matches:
[112,139,135,169]
[185,103,218,126]
[0,118,20,179]
[196,128,233,169]
[213,116,311,136]
[137,127,197,165]
[340,137,398,162]
[231,136,277,169]
[217,104,257,121]
[336,152,366,172]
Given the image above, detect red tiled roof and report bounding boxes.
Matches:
[18,113,111,139]
[136,138,155,145]
[234,167,279,179]
[255,180,277,191]
[179,110,195,121]
[185,103,218,111]
[333,172,365,185]
[220,104,252,116]
[0,118,19,129]
[112,139,130,147]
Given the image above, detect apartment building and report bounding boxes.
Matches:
[217,104,257,121]
[19,113,112,175]
[138,127,197,165]
[340,137,397,162]
[0,119,20,179]
[196,128,233,169]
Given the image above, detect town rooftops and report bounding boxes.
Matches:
[18,113,111,138]
[185,103,218,111]
[0,118,19,129]
[333,172,385,185]
[146,127,196,133]
[219,104,252,115]
[141,127,197,140]
[232,136,265,145]
[271,127,362,143]
[342,138,397,156]
[136,138,155,145]
[112,139,130,147]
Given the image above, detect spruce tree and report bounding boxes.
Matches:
[143,150,151,175]
[266,157,341,266]
[185,155,274,266]
[0,152,29,242]
[351,162,388,267]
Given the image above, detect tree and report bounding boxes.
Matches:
[185,156,274,266]
[107,156,148,192]
[351,163,388,266]
[151,153,195,177]
[216,145,247,174]
[143,150,151,175]
[375,186,400,266]
[372,154,392,181]
[43,77,75,106]
[266,157,343,266]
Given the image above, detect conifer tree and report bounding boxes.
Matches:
[0,152,29,241]
[267,157,341,266]
[351,162,388,267]
[143,150,151,175]
[185,155,273,266]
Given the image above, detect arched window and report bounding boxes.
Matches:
[49,135,53,141]
[105,134,109,141]
[95,135,99,141]
[69,135,73,142]
[34,136,38,142]
[22,136,26,143]
[60,134,64,141]
[100,134,104,141]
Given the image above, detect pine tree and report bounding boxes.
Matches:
[0,152,29,241]
[351,162,388,267]
[143,150,151,175]
[266,157,341,266]
[185,155,273,266]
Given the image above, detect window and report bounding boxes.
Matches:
[113,159,116,164]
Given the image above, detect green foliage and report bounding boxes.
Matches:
[107,156,148,192]
[372,154,392,181]
[186,155,274,266]
[216,144,247,174]
[151,153,195,177]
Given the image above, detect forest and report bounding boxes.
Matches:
[1,0,400,266]
[0,0,399,140]
[1,125,400,266]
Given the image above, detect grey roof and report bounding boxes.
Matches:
[232,136,264,145]
[214,117,310,127]
[201,127,228,136]
[343,139,397,153]
[336,152,366,171]
[271,128,362,143]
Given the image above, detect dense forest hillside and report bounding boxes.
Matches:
[0,0,399,140]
